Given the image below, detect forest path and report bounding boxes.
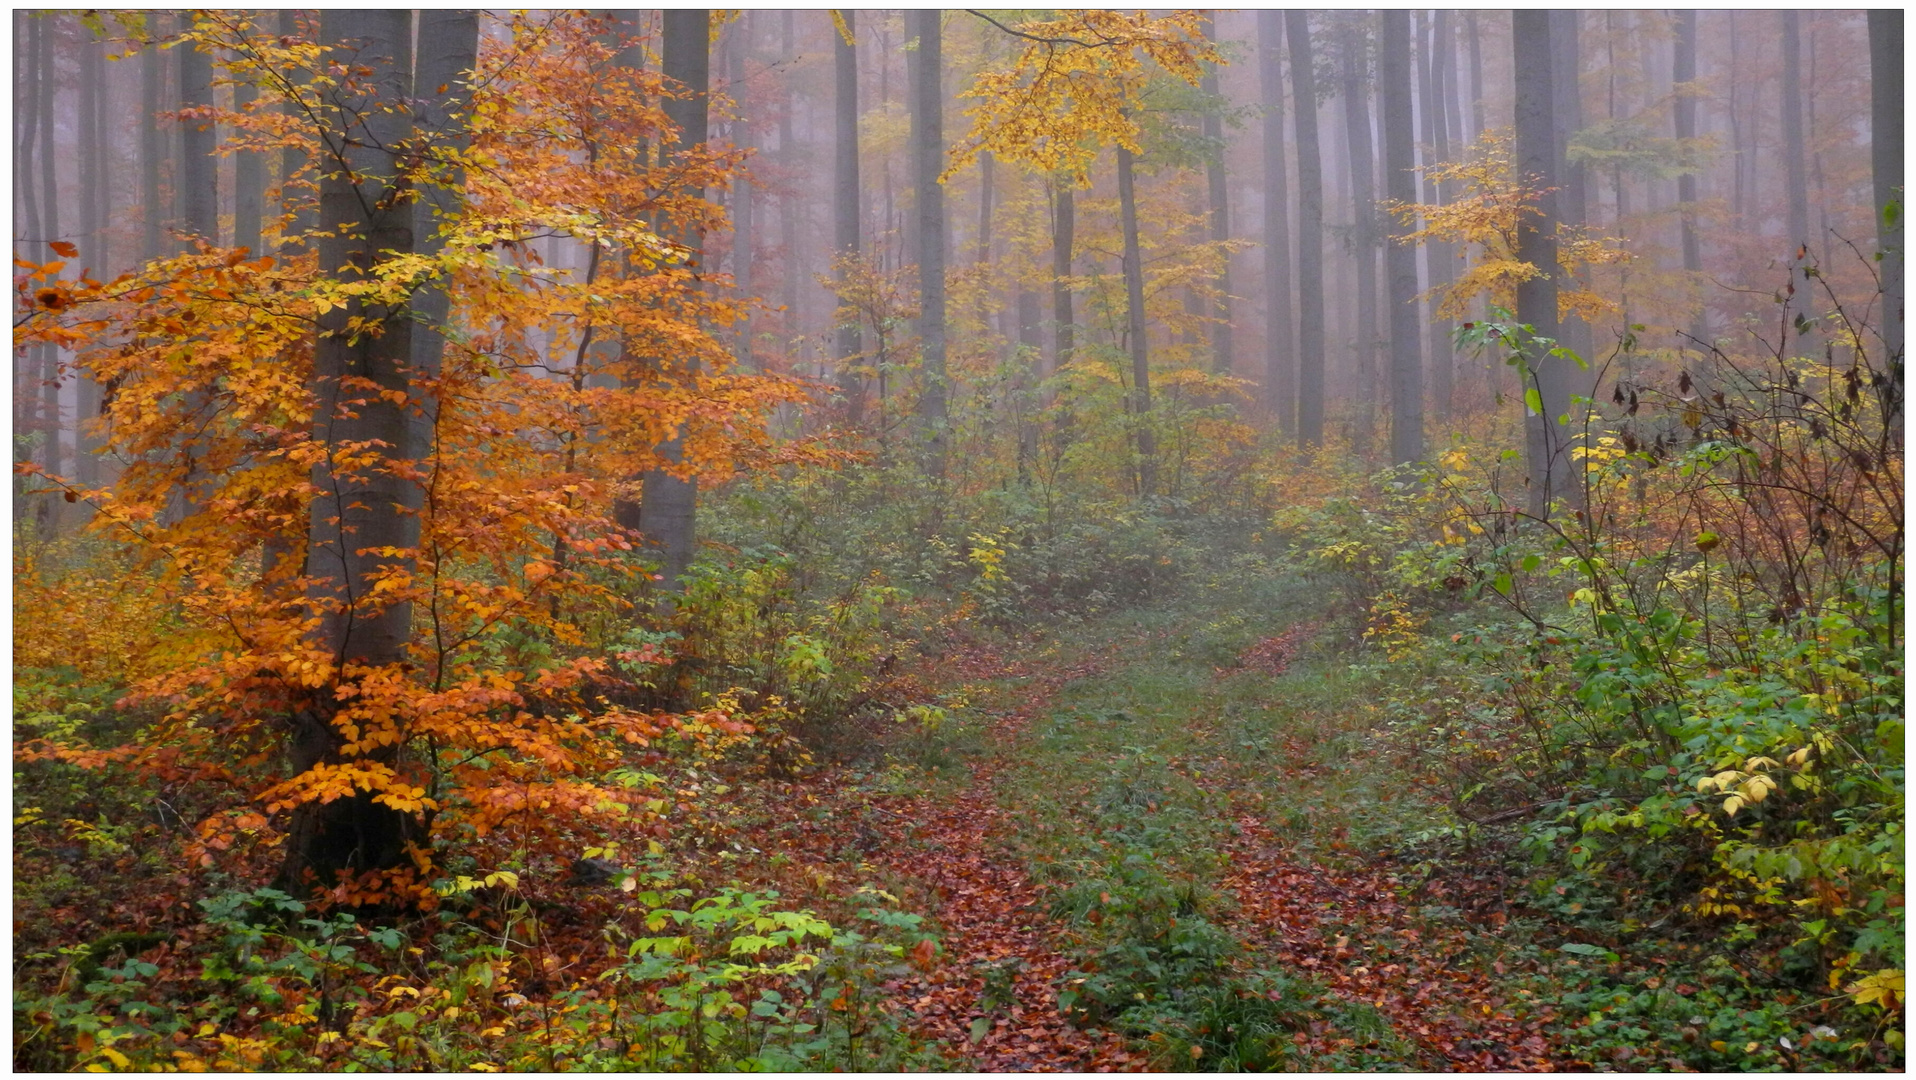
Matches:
[792,602,1567,1069]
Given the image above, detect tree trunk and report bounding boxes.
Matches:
[1117,144,1156,498]
[1258,11,1293,431]
[289,8,425,891]
[1870,10,1903,369]
[1051,182,1075,379]
[38,12,65,529]
[76,24,105,491]
[15,13,44,531]
[278,11,316,254]
[910,8,948,469]
[1419,10,1456,421]
[1465,11,1485,148]
[1551,12,1594,393]
[779,11,799,349]
[1338,23,1379,455]
[1513,10,1569,518]
[1381,11,1422,467]
[729,19,754,369]
[1674,10,1706,347]
[233,69,263,256]
[833,9,864,424]
[1780,11,1814,342]
[635,9,710,597]
[179,28,218,244]
[1201,13,1234,377]
[142,16,165,259]
[1287,12,1326,448]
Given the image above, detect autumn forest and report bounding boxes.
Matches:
[11,8,1903,1072]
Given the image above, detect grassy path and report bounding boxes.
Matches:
[783,592,1570,1069]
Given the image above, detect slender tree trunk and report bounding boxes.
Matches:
[1780,11,1814,342]
[1428,9,1458,419]
[38,14,65,528]
[779,12,799,347]
[1869,10,1903,369]
[1551,12,1594,390]
[142,17,165,259]
[1465,11,1485,148]
[1258,11,1293,430]
[1201,13,1233,376]
[288,8,425,891]
[1513,10,1569,518]
[1117,144,1156,497]
[976,152,994,266]
[76,25,105,492]
[635,10,709,596]
[1338,24,1379,454]
[729,20,754,369]
[1287,12,1326,448]
[833,9,864,424]
[179,28,218,244]
[1381,11,1422,466]
[1674,10,1706,347]
[910,8,947,467]
[15,13,44,526]
[1016,284,1040,480]
[1050,182,1075,380]
[233,70,263,256]
[278,11,316,253]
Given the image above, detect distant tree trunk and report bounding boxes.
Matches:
[1419,10,1456,421]
[1551,12,1594,389]
[179,30,218,244]
[233,70,263,256]
[1465,11,1485,146]
[1201,14,1234,376]
[278,11,315,253]
[77,26,105,491]
[1258,11,1293,430]
[1674,10,1706,347]
[1016,285,1041,479]
[142,18,165,259]
[1050,182,1075,379]
[1513,10,1570,518]
[1870,10,1903,369]
[729,20,754,369]
[779,12,799,348]
[635,9,710,597]
[1381,11,1422,467]
[1287,11,1326,448]
[833,9,864,424]
[37,13,65,526]
[16,13,44,524]
[976,151,994,266]
[1439,10,1464,155]
[1780,11,1814,342]
[288,7,425,892]
[1338,23,1379,454]
[1117,144,1156,497]
[909,8,947,468]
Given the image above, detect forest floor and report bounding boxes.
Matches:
[770,597,1573,1071]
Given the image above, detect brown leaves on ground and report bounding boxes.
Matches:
[1224,620,1320,678]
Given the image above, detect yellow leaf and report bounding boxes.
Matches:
[101,1048,131,1068]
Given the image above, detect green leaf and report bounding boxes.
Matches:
[1523,386,1544,415]
[969,1016,994,1044]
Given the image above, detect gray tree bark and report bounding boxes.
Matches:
[1051,182,1075,381]
[1381,11,1422,466]
[834,10,864,424]
[1780,11,1815,342]
[729,18,754,369]
[1870,10,1903,368]
[1337,22,1379,453]
[1550,12,1594,393]
[1674,10,1706,347]
[1258,11,1293,430]
[1201,13,1233,376]
[910,8,948,469]
[233,66,263,256]
[1118,144,1156,497]
[179,28,218,244]
[1513,10,1570,518]
[1287,11,1326,448]
[635,9,710,596]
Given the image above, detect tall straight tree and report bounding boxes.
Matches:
[1117,143,1156,496]
[635,9,710,597]
[1051,181,1075,381]
[1380,10,1422,466]
[1869,10,1903,367]
[233,59,264,256]
[1464,11,1485,145]
[293,8,421,887]
[37,12,65,521]
[277,10,316,253]
[1780,11,1814,342]
[1512,10,1570,518]
[1673,10,1705,346]
[1550,12,1593,386]
[1423,9,1459,419]
[833,9,864,424]
[76,26,106,491]
[910,8,948,467]
[1200,13,1234,376]
[142,18,165,258]
[1258,11,1293,429]
[178,29,218,243]
[728,18,754,369]
[1287,11,1326,448]
[1336,20,1379,451]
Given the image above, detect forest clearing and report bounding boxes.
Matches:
[11,8,1903,1072]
